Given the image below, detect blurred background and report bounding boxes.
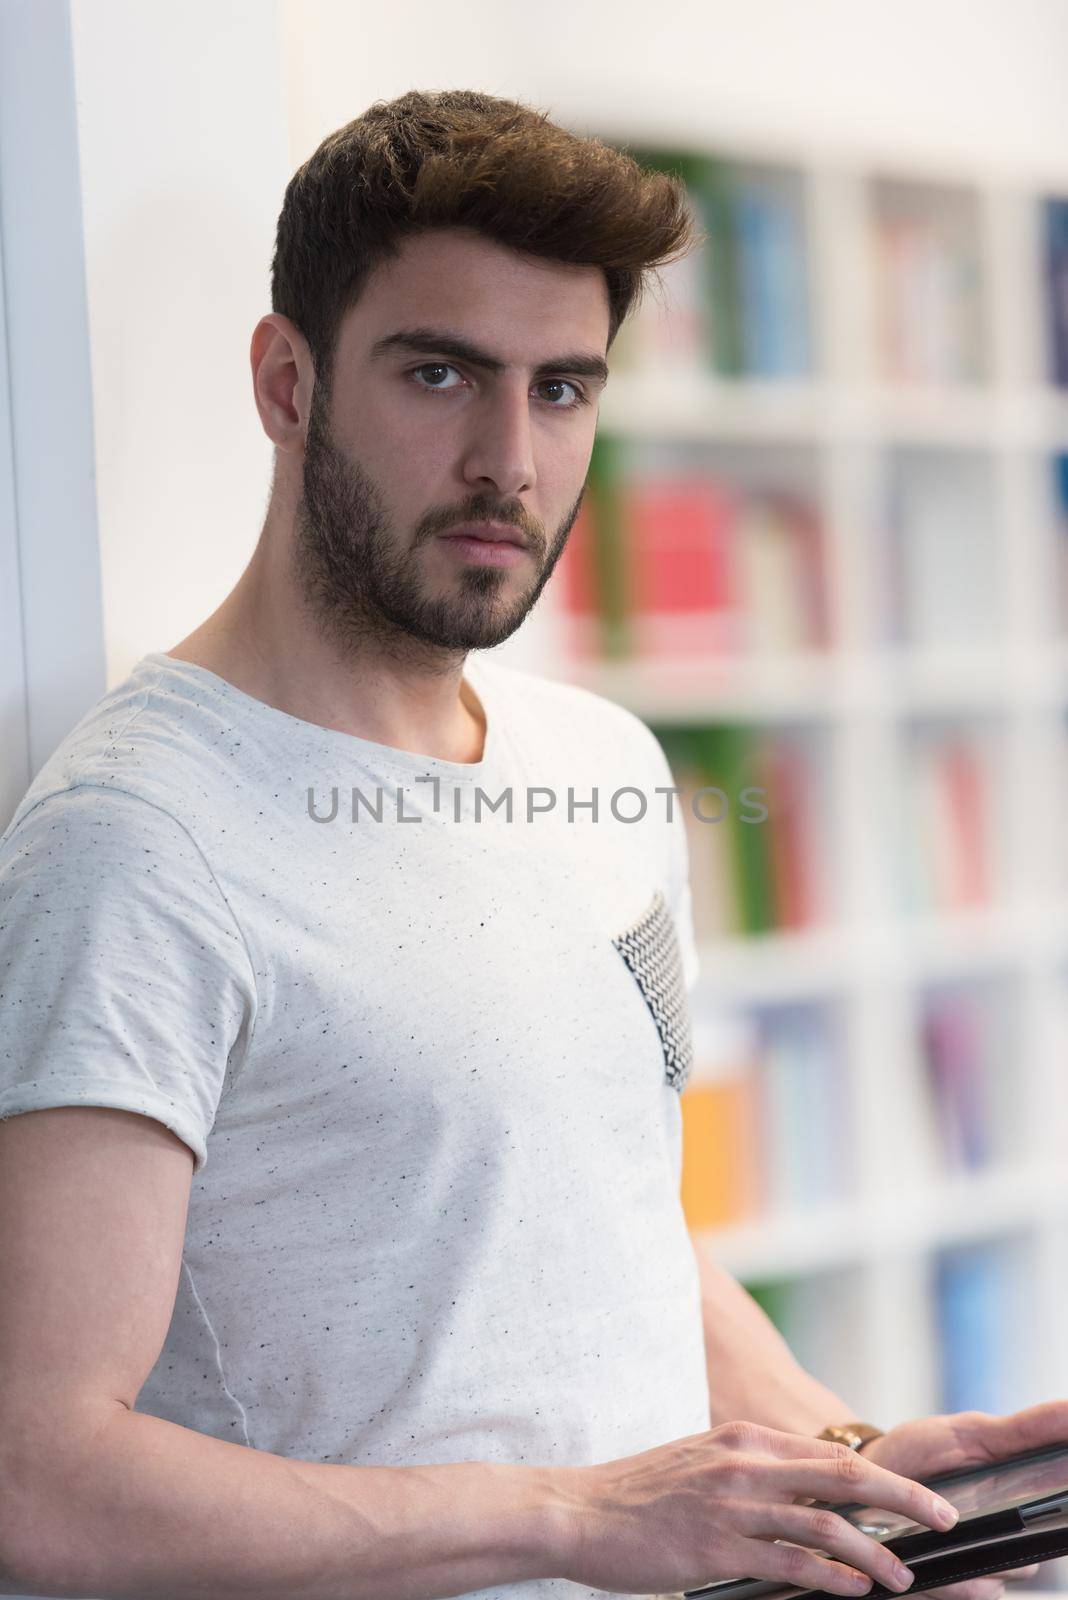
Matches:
[4,0,1068,1572]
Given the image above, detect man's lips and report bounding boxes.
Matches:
[439,522,531,551]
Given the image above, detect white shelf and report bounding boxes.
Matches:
[694,1164,1067,1281]
[695,906,1068,998]
[598,372,1068,449]
[561,648,1068,720]
[509,149,1068,1437]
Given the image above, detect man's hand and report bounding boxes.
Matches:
[858,1399,1068,1600]
[560,1420,962,1597]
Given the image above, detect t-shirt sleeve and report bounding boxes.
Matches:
[0,784,257,1174]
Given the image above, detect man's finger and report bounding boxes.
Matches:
[964,1399,1068,1458]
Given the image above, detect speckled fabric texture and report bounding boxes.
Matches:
[0,649,710,1600]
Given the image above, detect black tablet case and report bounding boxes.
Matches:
[794,1514,1068,1599]
[683,1498,1068,1598]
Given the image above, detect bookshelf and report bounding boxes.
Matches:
[497,131,1068,1572]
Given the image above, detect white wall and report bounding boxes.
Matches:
[10,0,1068,757]
[68,0,289,686]
[280,0,1068,185]
[0,0,104,806]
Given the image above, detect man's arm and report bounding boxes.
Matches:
[690,1233,865,1436]
[0,1107,575,1600]
[1,1401,574,1600]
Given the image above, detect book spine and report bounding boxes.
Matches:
[585,433,632,659]
[1046,199,1068,386]
[692,726,776,936]
[700,156,744,377]
[935,1244,1002,1413]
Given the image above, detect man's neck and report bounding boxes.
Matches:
[164,615,487,765]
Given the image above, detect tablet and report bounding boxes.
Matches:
[682,1438,1068,1600]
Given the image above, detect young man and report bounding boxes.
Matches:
[0,88,1056,1600]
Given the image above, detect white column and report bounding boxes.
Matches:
[68,0,289,685]
[0,0,104,809]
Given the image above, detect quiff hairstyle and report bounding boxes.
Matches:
[270,87,703,396]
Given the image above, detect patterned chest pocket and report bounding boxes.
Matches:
[611,888,694,1093]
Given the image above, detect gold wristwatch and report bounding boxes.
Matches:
[817,1421,885,1453]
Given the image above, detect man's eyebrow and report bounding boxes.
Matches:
[368,327,609,388]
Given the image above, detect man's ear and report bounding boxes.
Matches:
[250,313,314,453]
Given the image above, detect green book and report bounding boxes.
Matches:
[584,433,632,660]
[691,724,776,935]
[698,155,744,377]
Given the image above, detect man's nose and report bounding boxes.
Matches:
[459,387,537,496]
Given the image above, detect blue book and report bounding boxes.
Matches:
[732,172,811,378]
[1054,452,1068,518]
[935,1244,1003,1412]
[764,188,812,376]
[733,181,775,374]
[1045,199,1068,386]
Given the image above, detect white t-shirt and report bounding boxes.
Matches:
[0,649,711,1600]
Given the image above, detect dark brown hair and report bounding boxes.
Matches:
[270,88,703,394]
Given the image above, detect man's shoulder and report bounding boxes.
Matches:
[1,655,214,851]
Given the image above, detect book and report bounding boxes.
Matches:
[904,729,990,913]
[922,990,991,1172]
[700,154,745,377]
[558,433,632,659]
[1045,198,1068,387]
[679,1004,762,1228]
[872,185,986,383]
[940,736,989,908]
[626,473,737,620]
[755,733,817,928]
[1054,454,1068,634]
[731,166,812,378]
[691,726,777,936]
[733,497,804,654]
[934,1242,1010,1414]
[674,754,741,939]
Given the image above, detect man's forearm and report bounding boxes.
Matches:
[3,1401,577,1600]
[691,1239,865,1436]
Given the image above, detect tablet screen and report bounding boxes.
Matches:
[837,1439,1068,1540]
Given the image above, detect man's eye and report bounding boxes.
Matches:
[537,378,587,409]
[408,364,587,409]
[410,363,462,392]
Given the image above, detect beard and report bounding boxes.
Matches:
[291,380,586,659]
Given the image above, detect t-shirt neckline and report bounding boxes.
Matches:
[141,650,501,779]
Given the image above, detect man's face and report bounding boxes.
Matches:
[291,226,610,655]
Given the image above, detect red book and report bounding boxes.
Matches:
[626,475,737,615]
[558,498,599,615]
[760,738,815,928]
[941,737,988,907]
[781,494,831,649]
